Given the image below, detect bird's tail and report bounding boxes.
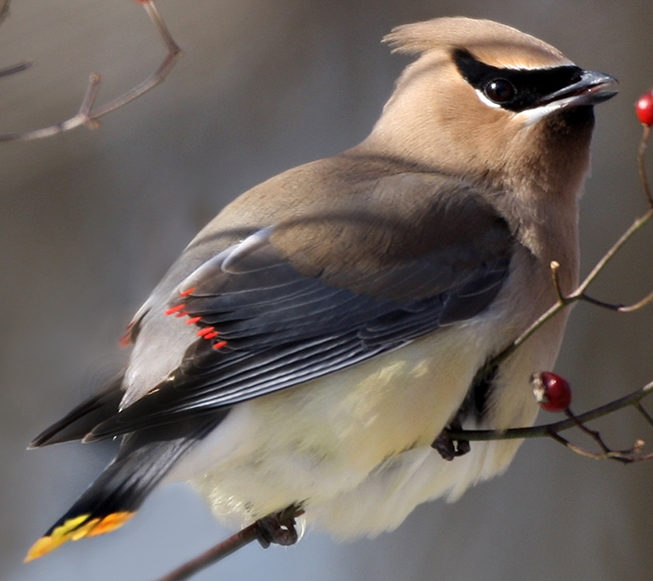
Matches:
[25,418,220,561]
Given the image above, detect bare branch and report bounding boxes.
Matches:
[446,380,653,442]
[563,288,653,314]
[549,260,567,305]
[638,124,653,206]
[446,376,653,465]
[485,126,653,373]
[544,427,651,464]
[89,0,181,120]
[0,60,33,79]
[156,523,262,581]
[0,0,10,27]
[617,288,653,313]
[0,0,181,142]
[155,508,303,581]
[574,207,653,297]
[0,0,34,80]
[0,74,102,141]
[636,403,653,428]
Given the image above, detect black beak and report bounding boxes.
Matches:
[539,70,618,108]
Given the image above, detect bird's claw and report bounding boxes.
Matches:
[255,507,303,548]
[432,418,470,460]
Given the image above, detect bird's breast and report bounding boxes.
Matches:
[172,317,498,524]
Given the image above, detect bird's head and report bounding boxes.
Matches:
[365,17,617,196]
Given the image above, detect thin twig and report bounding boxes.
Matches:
[617,288,653,313]
[512,206,653,354]
[545,427,649,463]
[0,0,33,80]
[90,0,181,120]
[563,407,611,454]
[574,207,653,297]
[155,523,262,581]
[638,124,652,206]
[636,403,653,428]
[446,380,653,442]
[486,127,653,371]
[563,288,653,314]
[155,508,303,581]
[0,0,10,28]
[574,125,653,294]
[0,60,32,78]
[549,260,566,305]
[576,293,624,311]
[0,75,102,140]
[0,0,181,142]
[448,383,653,464]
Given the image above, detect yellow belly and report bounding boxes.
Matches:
[177,320,493,531]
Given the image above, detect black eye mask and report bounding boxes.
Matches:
[453,48,583,112]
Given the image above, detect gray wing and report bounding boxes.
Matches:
[88,178,513,440]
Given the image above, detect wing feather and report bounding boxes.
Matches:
[88,173,514,440]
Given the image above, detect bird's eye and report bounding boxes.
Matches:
[484,79,516,103]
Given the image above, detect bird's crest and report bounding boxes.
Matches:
[384,17,569,70]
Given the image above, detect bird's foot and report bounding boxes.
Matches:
[432,418,470,461]
[255,506,304,548]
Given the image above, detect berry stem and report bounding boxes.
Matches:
[638,124,653,206]
[446,379,653,442]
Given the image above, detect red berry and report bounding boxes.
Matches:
[635,91,653,126]
[532,371,572,412]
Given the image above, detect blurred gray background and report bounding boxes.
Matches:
[1,1,653,580]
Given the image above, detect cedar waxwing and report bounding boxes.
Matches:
[26,16,617,560]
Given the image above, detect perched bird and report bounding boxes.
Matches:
[26,16,616,561]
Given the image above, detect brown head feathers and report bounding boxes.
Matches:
[384,17,570,70]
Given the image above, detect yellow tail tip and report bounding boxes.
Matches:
[24,511,135,562]
[24,535,66,562]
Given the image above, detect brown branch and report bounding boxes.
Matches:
[549,260,566,305]
[0,1,33,80]
[446,380,653,442]
[155,508,303,581]
[446,380,653,464]
[563,407,612,454]
[575,208,653,298]
[0,60,32,79]
[567,287,653,314]
[0,74,102,141]
[0,0,181,142]
[155,523,262,581]
[0,0,10,27]
[89,1,181,120]
[617,288,653,313]
[636,403,653,428]
[638,124,653,206]
[544,427,651,464]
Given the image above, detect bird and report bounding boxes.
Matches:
[26,16,617,561]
